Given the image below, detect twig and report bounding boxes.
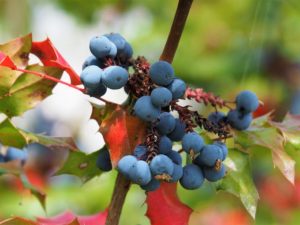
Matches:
[160,0,193,63]
[105,173,131,225]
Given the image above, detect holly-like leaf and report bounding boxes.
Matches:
[146,183,193,225]
[0,118,77,150]
[234,115,295,184]
[100,106,147,167]
[270,113,300,148]
[0,210,108,225]
[37,210,108,225]
[31,38,81,85]
[0,64,63,117]
[0,34,32,67]
[56,149,102,183]
[214,149,259,219]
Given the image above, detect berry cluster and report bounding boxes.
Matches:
[80,33,133,97]
[85,33,259,192]
[227,91,259,130]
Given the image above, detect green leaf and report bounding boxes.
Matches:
[56,149,103,183]
[0,64,63,117]
[214,149,259,219]
[270,113,300,150]
[234,115,295,184]
[0,117,77,150]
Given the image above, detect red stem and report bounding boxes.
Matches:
[15,68,85,92]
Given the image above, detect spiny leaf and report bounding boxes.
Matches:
[270,113,300,148]
[31,38,81,85]
[0,118,77,150]
[214,149,259,219]
[100,106,147,167]
[234,114,295,184]
[0,64,63,117]
[0,210,108,225]
[146,183,193,225]
[56,149,102,183]
[0,34,32,67]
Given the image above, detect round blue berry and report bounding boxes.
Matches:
[89,36,112,58]
[151,87,173,107]
[102,66,129,89]
[182,132,205,154]
[167,79,186,99]
[149,61,175,86]
[134,96,160,122]
[150,154,174,176]
[156,112,176,135]
[180,164,204,190]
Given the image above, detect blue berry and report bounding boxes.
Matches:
[197,144,223,167]
[169,164,183,182]
[158,136,172,154]
[167,79,186,99]
[165,150,182,165]
[167,119,186,141]
[102,66,129,89]
[80,65,103,88]
[89,36,112,58]
[213,141,228,161]
[180,164,204,190]
[96,147,112,172]
[141,178,160,191]
[182,132,205,154]
[82,55,104,69]
[108,42,117,58]
[134,96,160,122]
[129,160,151,185]
[150,154,174,176]
[156,112,176,135]
[208,111,225,124]
[203,164,226,182]
[86,83,107,97]
[227,110,252,130]
[4,147,28,162]
[150,87,173,107]
[133,145,147,159]
[149,61,175,86]
[118,42,133,59]
[236,90,259,113]
[105,33,126,51]
[117,155,137,178]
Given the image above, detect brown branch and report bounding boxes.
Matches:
[105,173,131,225]
[160,0,193,63]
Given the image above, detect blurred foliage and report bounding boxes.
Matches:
[0,0,300,225]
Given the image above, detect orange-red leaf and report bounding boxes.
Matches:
[100,106,147,167]
[31,38,81,85]
[146,183,193,225]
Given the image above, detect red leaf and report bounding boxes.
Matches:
[146,183,193,225]
[0,51,16,69]
[31,38,81,85]
[36,210,108,225]
[100,106,147,167]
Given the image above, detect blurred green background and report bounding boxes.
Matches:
[1,0,300,224]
